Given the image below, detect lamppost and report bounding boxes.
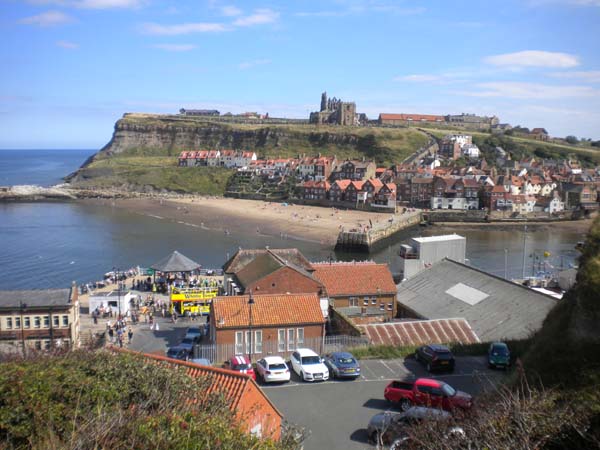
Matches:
[504,248,508,280]
[248,292,255,363]
[113,266,121,319]
[19,301,26,357]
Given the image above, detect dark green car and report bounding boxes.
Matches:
[488,342,510,369]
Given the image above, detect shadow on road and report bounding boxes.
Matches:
[349,428,371,444]
[363,398,395,410]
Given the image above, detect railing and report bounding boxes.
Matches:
[192,335,370,363]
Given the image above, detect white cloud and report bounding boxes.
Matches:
[221,5,242,16]
[56,40,79,49]
[548,70,600,83]
[233,8,279,26]
[153,44,196,52]
[484,50,579,68]
[26,0,145,8]
[296,2,424,17]
[459,81,599,99]
[18,10,73,26]
[75,0,144,8]
[140,22,228,35]
[394,74,443,82]
[238,58,271,69]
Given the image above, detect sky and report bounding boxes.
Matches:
[1,0,599,149]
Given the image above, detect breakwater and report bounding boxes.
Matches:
[335,212,422,252]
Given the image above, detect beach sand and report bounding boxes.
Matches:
[82,196,403,246]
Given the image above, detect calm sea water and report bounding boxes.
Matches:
[0,150,585,290]
[0,149,95,187]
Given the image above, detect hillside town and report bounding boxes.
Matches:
[177,138,600,218]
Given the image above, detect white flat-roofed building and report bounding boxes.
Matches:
[399,234,466,280]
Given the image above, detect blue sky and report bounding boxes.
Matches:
[1,0,599,148]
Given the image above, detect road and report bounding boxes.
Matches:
[263,356,507,450]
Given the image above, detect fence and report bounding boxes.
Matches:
[192,335,370,363]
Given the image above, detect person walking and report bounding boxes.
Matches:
[127,327,133,344]
[108,327,114,344]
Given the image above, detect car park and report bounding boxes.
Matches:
[367,406,452,447]
[166,345,190,361]
[255,356,291,383]
[414,344,455,372]
[289,348,330,382]
[384,378,472,412]
[223,356,256,380]
[488,342,510,369]
[323,351,361,379]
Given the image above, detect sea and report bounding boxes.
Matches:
[0,149,585,290]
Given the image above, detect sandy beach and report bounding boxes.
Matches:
[82,196,405,246]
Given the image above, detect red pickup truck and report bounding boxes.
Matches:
[384,378,472,412]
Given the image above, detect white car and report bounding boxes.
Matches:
[255,356,291,383]
[290,348,330,382]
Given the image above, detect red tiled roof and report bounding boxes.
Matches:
[213,293,325,329]
[110,348,283,428]
[313,262,396,296]
[358,318,480,346]
[385,182,397,192]
[491,185,507,193]
[333,179,352,190]
[350,180,365,190]
[380,113,445,122]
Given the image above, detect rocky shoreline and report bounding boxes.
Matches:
[0,184,144,202]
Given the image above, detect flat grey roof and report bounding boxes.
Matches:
[0,289,72,309]
[396,259,557,341]
[412,234,465,243]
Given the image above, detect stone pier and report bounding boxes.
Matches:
[335,211,422,252]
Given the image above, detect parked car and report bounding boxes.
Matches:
[166,345,190,361]
[289,348,330,382]
[189,358,211,366]
[255,356,291,383]
[488,342,510,369]
[414,344,455,372]
[183,332,202,344]
[223,355,256,380]
[323,351,361,379]
[367,406,452,447]
[384,378,472,412]
[178,337,197,354]
[185,326,204,340]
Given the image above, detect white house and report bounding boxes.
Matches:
[534,193,565,214]
[206,150,221,166]
[234,151,257,167]
[461,144,480,158]
[511,195,537,214]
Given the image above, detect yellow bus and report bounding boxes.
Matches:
[170,287,219,316]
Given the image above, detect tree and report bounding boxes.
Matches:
[565,135,579,145]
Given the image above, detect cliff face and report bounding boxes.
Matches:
[94,114,376,159]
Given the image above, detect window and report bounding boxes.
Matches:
[371,298,377,305]
[53,316,59,327]
[235,331,244,355]
[34,341,42,350]
[287,328,295,351]
[43,316,50,328]
[245,331,251,355]
[349,297,358,307]
[388,303,394,311]
[34,317,41,328]
[297,328,304,346]
[15,317,20,328]
[363,298,369,306]
[5,317,14,329]
[254,330,262,354]
[62,316,68,327]
[44,340,51,350]
[24,317,30,329]
[278,329,286,352]
[379,303,385,311]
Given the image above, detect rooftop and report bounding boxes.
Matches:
[396,259,557,341]
[358,318,480,346]
[0,288,73,309]
[313,262,396,296]
[412,234,465,243]
[213,293,325,329]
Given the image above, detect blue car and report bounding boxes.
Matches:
[488,342,510,369]
[323,351,361,379]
